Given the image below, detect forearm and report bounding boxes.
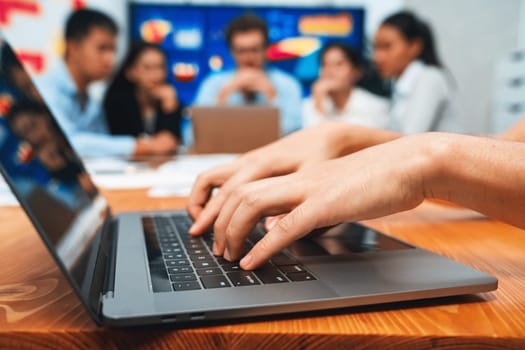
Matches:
[422,133,525,228]
[328,123,401,157]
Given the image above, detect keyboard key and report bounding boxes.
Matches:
[164,251,183,259]
[161,242,181,248]
[221,262,241,272]
[165,253,185,260]
[287,271,316,282]
[181,236,201,244]
[201,275,231,289]
[227,271,261,286]
[172,281,201,291]
[196,268,223,276]
[185,243,205,250]
[215,256,229,265]
[187,248,207,255]
[162,247,180,254]
[279,265,306,274]
[189,255,215,263]
[254,264,289,284]
[270,254,297,266]
[169,273,197,282]
[168,266,193,274]
[166,259,190,267]
[193,261,217,268]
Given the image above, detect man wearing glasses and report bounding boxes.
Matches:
[194,14,303,135]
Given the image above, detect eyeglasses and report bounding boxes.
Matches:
[231,46,266,55]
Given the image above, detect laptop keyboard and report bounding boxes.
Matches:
[142,215,316,293]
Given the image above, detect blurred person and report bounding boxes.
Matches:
[373,11,458,133]
[104,42,183,148]
[194,13,302,135]
[6,100,97,204]
[37,8,176,158]
[186,120,525,270]
[5,100,56,149]
[302,43,389,128]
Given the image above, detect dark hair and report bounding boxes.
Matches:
[319,43,364,70]
[225,13,269,48]
[103,42,183,139]
[381,11,441,67]
[65,8,118,42]
[105,41,165,96]
[6,100,49,125]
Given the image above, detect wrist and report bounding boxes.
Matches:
[418,133,458,201]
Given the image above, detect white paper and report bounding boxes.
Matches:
[148,154,238,197]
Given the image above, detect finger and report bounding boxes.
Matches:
[240,202,317,270]
[218,178,302,260]
[264,214,286,231]
[209,165,275,251]
[189,191,227,238]
[187,163,238,232]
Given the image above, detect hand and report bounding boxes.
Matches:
[211,134,435,269]
[187,122,378,235]
[151,84,179,113]
[134,130,178,156]
[311,79,339,115]
[217,68,276,104]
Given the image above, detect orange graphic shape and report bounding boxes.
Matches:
[140,19,172,44]
[298,13,353,37]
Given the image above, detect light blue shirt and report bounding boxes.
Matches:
[36,61,136,158]
[194,68,303,135]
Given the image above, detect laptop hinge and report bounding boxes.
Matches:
[87,210,118,319]
[102,219,118,296]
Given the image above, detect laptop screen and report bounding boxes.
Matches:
[0,38,109,302]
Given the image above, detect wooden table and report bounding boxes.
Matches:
[0,189,524,349]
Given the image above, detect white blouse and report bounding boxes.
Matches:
[302,87,390,129]
[389,60,459,133]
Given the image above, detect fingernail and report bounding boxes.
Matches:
[240,254,252,269]
[223,249,231,261]
[188,224,197,234]
[212,242,219,256]
[266,217,277,230]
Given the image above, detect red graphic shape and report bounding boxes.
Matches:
[16,51,45,74]
[0,0,40,26]
[72,0,86,10]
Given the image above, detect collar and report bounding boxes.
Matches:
[53,60,80,97]
[393,60,424,97]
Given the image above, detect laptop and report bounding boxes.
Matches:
[189,106,280,153]
[0,38,497,327]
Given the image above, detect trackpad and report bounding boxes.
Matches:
[286,222,413,257]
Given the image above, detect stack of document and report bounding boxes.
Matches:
[84,155,238,197]
[149,154,238,197]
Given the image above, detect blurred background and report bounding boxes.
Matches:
[1,0,523,135]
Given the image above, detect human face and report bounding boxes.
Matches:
[67,27,117,82]
[230,30,266,69]
[320,47,361,91]
[38,145,66,172]
[11,113,54,147]
[373,25,422,79]
[125,48,167,91]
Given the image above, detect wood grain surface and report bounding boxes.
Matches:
[0,189,524,349]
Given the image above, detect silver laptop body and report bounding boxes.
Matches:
[0,38,496,327]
